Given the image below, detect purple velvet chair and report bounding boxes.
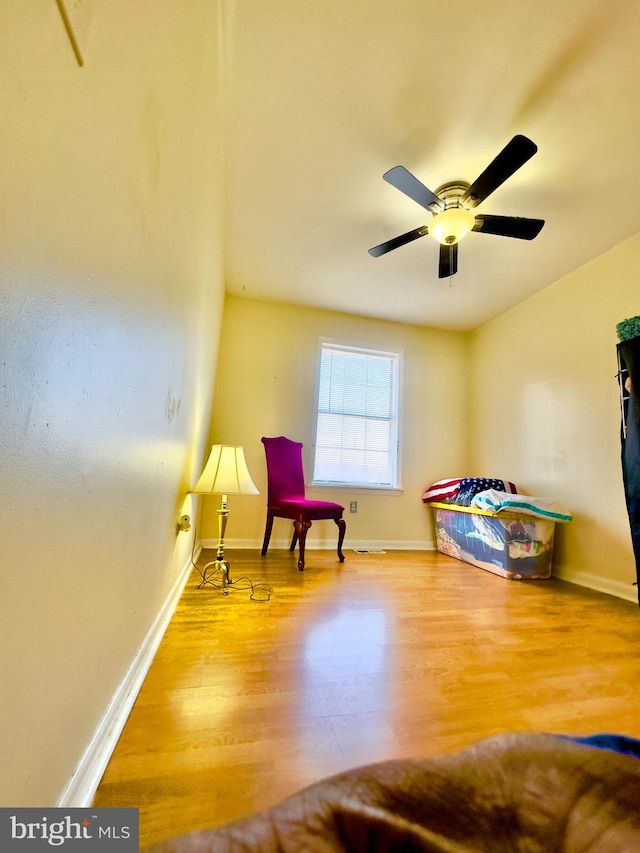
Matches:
[261,436,346,571]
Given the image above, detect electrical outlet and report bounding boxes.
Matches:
[349,501,358,513]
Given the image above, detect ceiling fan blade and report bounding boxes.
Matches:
[438,242,458,278]
[368,225,429,257]
[462,135,538,208]
[472,214,545,240]
[383,166,442,211]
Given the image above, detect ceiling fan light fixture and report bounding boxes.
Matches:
[428,207,475,245]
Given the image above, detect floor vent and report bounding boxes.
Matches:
[352,548,387,554]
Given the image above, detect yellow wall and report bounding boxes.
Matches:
[470,235,640,599]
[202,295,470,550]
[1,2,224,804]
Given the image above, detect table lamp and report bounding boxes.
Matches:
[191,444,259,593]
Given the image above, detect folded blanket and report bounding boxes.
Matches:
[422,477,518,505]
[422,477,464,503]
[472,488,573,522]
[454,477,518,506]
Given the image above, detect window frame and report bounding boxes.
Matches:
[309,337,403,491]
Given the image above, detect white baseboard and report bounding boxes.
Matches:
[201,538,436,551]
[57,547,200,808]
[553,566,638,603]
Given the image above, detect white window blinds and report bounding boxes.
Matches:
[312,341,401,488]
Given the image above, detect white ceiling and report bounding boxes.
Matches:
[222,0,640,331]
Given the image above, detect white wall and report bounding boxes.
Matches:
[1,2,225,805]
[202,295,470,550]
[470,235,640,599]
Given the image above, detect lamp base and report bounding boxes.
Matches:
[196,557,231,593]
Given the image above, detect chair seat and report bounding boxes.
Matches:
[272,499,344,521]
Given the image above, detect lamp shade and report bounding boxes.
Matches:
[428,207,475,245]
[192,445,259,495]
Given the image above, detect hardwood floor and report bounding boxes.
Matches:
[93,547,640,848]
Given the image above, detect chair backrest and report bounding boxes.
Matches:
[261,436,307,504]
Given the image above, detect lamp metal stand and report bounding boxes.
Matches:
[196,494,231,594]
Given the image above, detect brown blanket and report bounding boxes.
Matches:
[145,733,640,852]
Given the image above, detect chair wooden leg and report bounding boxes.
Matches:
[261,511,275,556]
[294,518,311,570]
[335,517,346,562]
[290,524,298,552]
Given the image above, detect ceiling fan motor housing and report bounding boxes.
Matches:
[430,182,474,244]
[433,181,471,209]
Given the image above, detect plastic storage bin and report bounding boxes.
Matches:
[430,501,556,580]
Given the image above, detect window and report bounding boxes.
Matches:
[311,340,402,489]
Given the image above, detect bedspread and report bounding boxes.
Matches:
[471,488,573,522]
[146,732,640,852]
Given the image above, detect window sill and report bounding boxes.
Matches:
[309,483,404,496]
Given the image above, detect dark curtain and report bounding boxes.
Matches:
[618,336,640,605]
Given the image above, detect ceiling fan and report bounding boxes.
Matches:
[368,134,544,278]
